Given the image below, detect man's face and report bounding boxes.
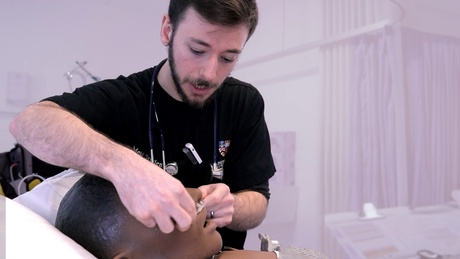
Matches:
[116,188,222,258]
[165,8,249,108]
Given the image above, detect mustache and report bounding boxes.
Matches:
[187,78,219,89]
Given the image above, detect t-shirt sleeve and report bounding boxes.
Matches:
[42,69,151,147]
[221,84,276,196]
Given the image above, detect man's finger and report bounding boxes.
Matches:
[154,213,176,234]
[173,192,197,231]
[198,185,211,199]
[139,216,158,229]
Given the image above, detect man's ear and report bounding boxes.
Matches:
[160,14,173,46]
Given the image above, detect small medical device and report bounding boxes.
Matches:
[259,233,280,252]
[183,143,202,165]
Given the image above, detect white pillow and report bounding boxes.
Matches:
[14,169,84,225]
[3,195,96,258]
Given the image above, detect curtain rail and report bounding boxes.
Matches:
[236,19,393,70]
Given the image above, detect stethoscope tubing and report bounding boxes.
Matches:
[148,60,218,174]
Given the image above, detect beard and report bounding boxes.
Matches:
[168,36,220,109]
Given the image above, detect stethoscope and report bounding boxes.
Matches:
[148,60,223,180]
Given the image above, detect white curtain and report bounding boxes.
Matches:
[322,25,460,256]
[347,26,406,211]
[403,28,460,207]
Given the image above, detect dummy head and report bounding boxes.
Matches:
[55,174,222,259]
[168,0,258,40]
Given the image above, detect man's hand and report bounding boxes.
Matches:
[199,183,268,231]
[198,183,235,227]
[109,157,197,234]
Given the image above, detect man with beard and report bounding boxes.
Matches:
[9,0,276,249]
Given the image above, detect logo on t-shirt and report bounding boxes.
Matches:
[218,140,230,157]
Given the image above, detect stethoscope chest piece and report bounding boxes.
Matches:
[165,162,179,176]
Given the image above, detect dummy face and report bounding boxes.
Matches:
[160,7,249,108]
[112,188,222,259]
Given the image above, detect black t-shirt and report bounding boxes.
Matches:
[45,61,276,249]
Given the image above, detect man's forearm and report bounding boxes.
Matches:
[9,101,128,176]
[226,190,268,231]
